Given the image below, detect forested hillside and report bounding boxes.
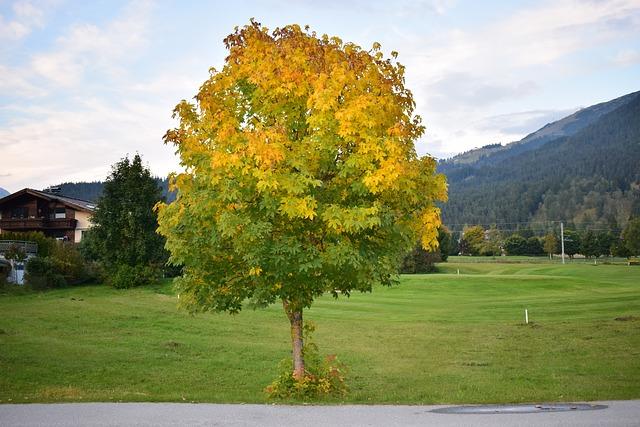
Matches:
[51,178,174,203]
[439,91,640,233]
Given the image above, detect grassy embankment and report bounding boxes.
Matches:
[1,262,638,404]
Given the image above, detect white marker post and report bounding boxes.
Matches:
[525,309,529,324]
[560,222,565,265]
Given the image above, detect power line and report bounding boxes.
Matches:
[448,228,618,234]
[445,220,615,227]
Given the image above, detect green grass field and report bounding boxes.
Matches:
[1,262,638,404]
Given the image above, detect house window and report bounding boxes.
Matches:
[11,207,29,218]
[54,208,66,219]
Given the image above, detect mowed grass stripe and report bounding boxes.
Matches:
[0,262,638,404]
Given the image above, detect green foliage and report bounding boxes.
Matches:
[543,233,558,257]
[265,322,347,399]
[24,243,94,290]
[52,178,175,204]
[611,237,632,258]
[503,235,543,256]
[109,264,159,289]
[437,227,451,262]
[461,225,484,256]
[622,217,640,256]
[90,154,167,269]
[78,229,102,262]
[25,257,66,290]
[504,234,527,256]
[0,231,56,257]
[401,246,439,273]
[449,232,460,255]
[0,263,10,287]
[516,228,534,239]
[525,236,544,256]
[580,230,599,258]
[563,230,581,258]
[480,228,502,256]
[158,23,446,315]
[156,22,447,383]
[401,227,451,273]
[4,244,27,263]
[595,231,614,257]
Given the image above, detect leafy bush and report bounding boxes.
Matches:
[401,245,439,273]
[51,242,91,284]
[401,227,451,273]
[25,242,97,289]
[504,234,527,255]
[0,269,8,287]
[526,236,544,256]
[0,231,56,257]
[109,264,159,289]
[25,257,67,290]
[265,322,347,399]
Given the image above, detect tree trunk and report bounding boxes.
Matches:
[283,300,305,380]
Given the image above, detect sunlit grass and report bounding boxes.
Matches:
[1,262,638,403]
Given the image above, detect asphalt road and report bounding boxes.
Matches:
[1,401,639,427]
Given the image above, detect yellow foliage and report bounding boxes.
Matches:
[419,208,442,251]
[157,20,448,314]
[249,266,263,276]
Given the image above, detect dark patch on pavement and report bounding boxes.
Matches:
[432,403,608,414]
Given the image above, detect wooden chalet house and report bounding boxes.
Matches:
[0,188,95,243]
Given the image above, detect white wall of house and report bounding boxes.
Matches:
[74,211,93,243]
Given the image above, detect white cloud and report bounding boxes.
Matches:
[613,48,640,65]
[0,1,44,40]
[0,64,46,97]
[404,0,640,157]
[0,97,179,191]
[0,0,177,191]
[1,0,639,190]
[30,0,152,87]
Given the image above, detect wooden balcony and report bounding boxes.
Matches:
[0,217,77,230]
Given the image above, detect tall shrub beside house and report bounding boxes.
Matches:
[87,154,167,288]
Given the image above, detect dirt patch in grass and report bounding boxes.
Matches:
[615,315,639,321]
[462,361,490,367]
[39,386,86,400]
[164,340,182,350]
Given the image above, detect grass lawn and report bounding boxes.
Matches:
[1,262,639,404]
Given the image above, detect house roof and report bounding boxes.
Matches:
[0,188,95,213]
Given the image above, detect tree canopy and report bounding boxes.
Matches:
[87,154,166,276]
[156,21,447,382]
[623,217,640,256]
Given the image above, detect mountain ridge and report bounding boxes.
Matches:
[438,90,640,231]
[442,90,640,168]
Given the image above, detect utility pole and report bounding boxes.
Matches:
[560,222,565,265]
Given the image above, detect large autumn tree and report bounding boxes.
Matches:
[156,21,447,380]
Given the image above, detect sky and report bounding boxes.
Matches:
[1,0,639,192]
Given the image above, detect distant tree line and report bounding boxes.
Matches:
[447,219,640,258]
[52,177,175,203]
